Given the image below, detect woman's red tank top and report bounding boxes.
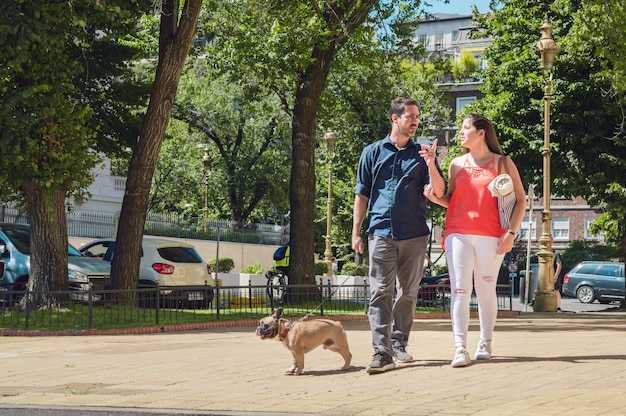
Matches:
[442,154,504,249]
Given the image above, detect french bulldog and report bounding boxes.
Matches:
[256,307,352,375]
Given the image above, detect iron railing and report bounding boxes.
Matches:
[0,283,514,331]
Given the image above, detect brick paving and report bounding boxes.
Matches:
[0,310,625,415]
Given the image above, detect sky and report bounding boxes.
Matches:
[423,0,495,15]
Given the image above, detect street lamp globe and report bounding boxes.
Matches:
[535,16,561,73]
[202,148,211,171]
[324,128,338,155]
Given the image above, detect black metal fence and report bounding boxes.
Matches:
[0,283,514,331]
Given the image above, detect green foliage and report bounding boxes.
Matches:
[587,214,624,251]
[201,0,431,285]
[241,261,265,274]
[433,264,448,275]
[209,257,235,273]
[451,52,479,79]
[0,0,150,198]
[340,261,368,277]
[314,260,329,276]
[562,240,623,268]
[165,58,292,223]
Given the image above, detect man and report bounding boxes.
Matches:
[553,250,563,312]
[352,97,445,374]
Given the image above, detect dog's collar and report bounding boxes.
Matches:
[278,321,293,341]
[279,328,289,341]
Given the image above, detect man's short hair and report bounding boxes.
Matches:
[389,97,419,121]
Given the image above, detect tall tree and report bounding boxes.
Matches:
[206,0,426,289]
[0,0,150,306]
[110,0,203,296]
[474,0,626,259]
[171,60,292,224]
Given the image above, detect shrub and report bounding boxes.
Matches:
[341,261,368,276]
[208,257,235,273]
[241,261,264,274]
[314,260,329,275]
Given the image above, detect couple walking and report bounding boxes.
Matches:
[352,97,526,373]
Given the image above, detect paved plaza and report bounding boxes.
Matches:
[0,301,625,416]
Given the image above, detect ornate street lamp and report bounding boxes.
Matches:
[323,128,338,276]
[533,16,560,312]
[202,148,211,233]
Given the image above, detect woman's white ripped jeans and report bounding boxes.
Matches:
[444,233,505,348]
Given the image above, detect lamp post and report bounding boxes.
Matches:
[176,204,192,238]
[533,16,560,312]
[323,128,338,276]
[202,148,211,233]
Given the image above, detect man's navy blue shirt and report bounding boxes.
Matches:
[354,136,441,240]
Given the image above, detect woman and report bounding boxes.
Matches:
[425,114,526,367]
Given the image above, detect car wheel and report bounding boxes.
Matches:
[576,286,595,303]
[137,285,158,309]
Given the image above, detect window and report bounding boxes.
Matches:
[519,218,536,241]
[596,265,621,277]
[418,34,428,48]
[456,96,476,114]
[576,264,598,275]
[552,217,569,241]
[478,55,489,71]
[435,32,444,50]
[584,217,604,241]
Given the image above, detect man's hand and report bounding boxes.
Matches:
[419,138,438,166]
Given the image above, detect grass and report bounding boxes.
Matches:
[0,300,448,332]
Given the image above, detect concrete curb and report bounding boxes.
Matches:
[0,310,521,336]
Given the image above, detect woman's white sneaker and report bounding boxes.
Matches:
[475,340,492,360]
[451,348,471,368]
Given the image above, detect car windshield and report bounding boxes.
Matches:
[3,227,84,257]
[68,244,83,257]
[3,228,31,254]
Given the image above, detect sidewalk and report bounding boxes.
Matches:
[1,307,626,415]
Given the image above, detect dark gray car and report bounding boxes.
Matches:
[562,261,625,304]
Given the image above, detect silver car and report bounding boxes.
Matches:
[79,237,213,308]
[562,261,625,304]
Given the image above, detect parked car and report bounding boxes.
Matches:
[0,223,111,304]
[79,237,214,308]
[562,261,625,304]
[417,273,450,307]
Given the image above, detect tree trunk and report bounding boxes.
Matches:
[22,183,69,308]
[288,46,335,292]
[287,1,376,300]
[110,0,203,302]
